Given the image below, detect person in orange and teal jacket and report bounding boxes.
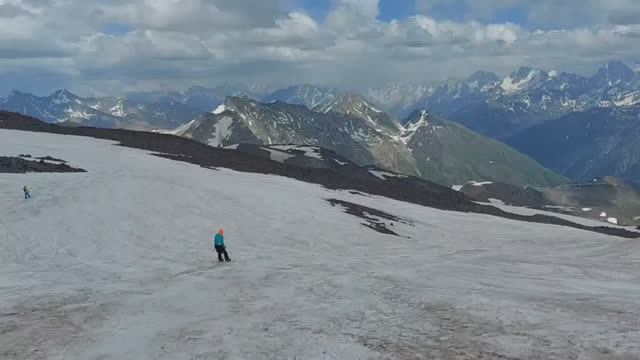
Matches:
[213,228,230,262]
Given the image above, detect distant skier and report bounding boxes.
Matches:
[23,185,31,199]
[213,228,231,262]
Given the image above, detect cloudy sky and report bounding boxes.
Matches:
[1,0,639,96]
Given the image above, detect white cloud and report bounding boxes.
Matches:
[0,0,639,95]
[417,0,640,27]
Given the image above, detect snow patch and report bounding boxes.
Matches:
[109,101,126,118]
[369,170,408,180]
[468,181,493,187]
[63,108,95,121]
[607,217,619,225]
[581,208,592,212]
[224,144,239,150]
[364,101,382,113]
[500,70,537,94]
[488,198,505,205]
[212,104,226,114]
[452,185,463,191]
[398,110,429,144]
[263,148,296,163]
[333,159,348,166]
[207,116,234,147]
[613,91,640,107]
[164,119,197,136]
[270,145,324,160]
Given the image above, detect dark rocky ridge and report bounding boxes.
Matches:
[462,177,640,226]
[36,156,66,163]
[0,156,85,173]
[327,199,414,236]
[1,110,638,239]
[461,182,547,207]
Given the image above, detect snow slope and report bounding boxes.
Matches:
[1,130,639,359]
[488,202,640,232]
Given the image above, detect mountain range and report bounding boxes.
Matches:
[2,60,639,183]
[507,105,640,181]
[0,89,201,130]
[176,95,564,187]
[405,60,640,139]
[0,85,262,130]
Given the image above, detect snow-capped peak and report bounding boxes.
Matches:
[8,90,29,98]
[466,71,500,88]
[50,89,75,105]
[212,104,226,114]
[592,60,636,85]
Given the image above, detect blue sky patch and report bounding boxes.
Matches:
[101,22,132,37]
[378,0,416,21]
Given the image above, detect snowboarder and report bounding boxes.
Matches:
[23,185,31,199]
[213,228,230,262]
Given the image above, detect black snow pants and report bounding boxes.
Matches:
[214,245,230,262]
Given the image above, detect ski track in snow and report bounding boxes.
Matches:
[1,129,640,360]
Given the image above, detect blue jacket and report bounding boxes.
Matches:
[213,233,225,248]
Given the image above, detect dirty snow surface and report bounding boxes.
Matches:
[1,129,640,360]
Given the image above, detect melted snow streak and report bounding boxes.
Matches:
[1,129,640,359]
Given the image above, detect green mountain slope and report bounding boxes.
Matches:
[401,110,567,186]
